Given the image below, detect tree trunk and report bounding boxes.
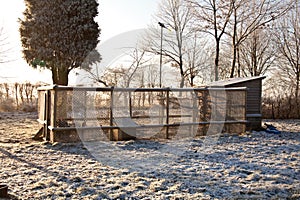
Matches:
[215,39,220,81]
[52,66,69,86]
[237,45,241,77]
[296,72,300,117]
[180,76,185,88]
[51,66,69,127]
[15,83,19,109]
[288,95,292,119]
[230,45,237,78]
[190,75,194,87]
[179,55,185,88]
[230,8,237,78]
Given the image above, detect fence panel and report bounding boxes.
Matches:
[37,86,247,142]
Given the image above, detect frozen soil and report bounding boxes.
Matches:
[0,112,299,199]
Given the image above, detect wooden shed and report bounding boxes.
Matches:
[209,76,266,131]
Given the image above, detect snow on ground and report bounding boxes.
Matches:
[0,112,299,199]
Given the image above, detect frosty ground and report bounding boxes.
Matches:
[0,112,299,199]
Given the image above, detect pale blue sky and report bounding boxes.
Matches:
[0,0,159,83]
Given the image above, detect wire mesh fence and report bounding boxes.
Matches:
[37,86,247,142]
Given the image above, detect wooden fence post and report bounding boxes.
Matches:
[192,90,198,136]
[109,87,114,140]
[50,87,58,142]
[166,88,170,139]
[129,91,132,118]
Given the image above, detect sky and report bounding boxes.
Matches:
[0,0,160,84]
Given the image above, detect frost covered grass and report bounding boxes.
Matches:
[0,112,299,199]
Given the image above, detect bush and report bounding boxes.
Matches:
[20,103,37,112]
[0,98,16,112]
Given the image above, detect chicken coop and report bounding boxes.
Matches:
[36,85,248,142]
[209,76,266,130]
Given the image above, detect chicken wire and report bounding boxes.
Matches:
[38,86,247,141]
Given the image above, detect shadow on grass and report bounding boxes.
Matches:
[3,129,296,199]
[40,132,300,199]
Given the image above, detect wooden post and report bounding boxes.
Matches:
[129,91,133,118]
[44,91,49,140]
[109,87,114,140]
[244,89,247,132]
[192,91,198,136]
[166,89,170,139]
[50,87,58,142]
[83,90,87,127]
[200,90,209,135]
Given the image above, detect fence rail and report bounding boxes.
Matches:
[37,85,248,142]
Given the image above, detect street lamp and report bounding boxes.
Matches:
[158,22,166,88]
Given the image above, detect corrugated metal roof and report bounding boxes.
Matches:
[208,76,266,87]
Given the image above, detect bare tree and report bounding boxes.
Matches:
[239,27,276,77]
[273,0,300,116]
[189,0,235,81]
[3,83,9,99]
[144,63,160,88]
[263,71,299,118]
[24,82,35,103]
[0,26,13,64]
[14,83,19,109]
[121,48,149,88]
[91,47,151,87]
[184,32,211,85]
[87,64,109,87]
[19,84,25,105]
[144,0,195,87]
[227,0,293,78]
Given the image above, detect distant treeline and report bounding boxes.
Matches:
[262,76,300,119]
[262,96,300,119]
[0,81,299,119]
[0,82,41,112]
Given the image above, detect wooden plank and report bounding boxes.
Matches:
[48,120,248,131]
[38,85,247,92]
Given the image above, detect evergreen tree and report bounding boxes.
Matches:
[19,0,101,85]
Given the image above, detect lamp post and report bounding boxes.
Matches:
[158,22,166,88]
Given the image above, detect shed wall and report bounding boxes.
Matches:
[226,79,263,130]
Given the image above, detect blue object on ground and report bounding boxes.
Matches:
[265,128,281,134]
[264,123,281,134]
